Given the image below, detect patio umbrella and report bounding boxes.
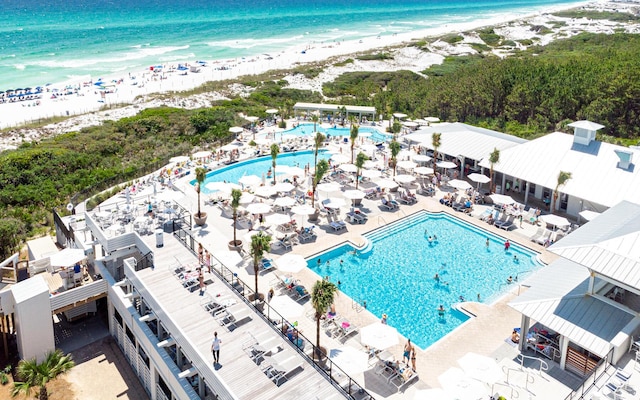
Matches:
[397,160,417,170]
[457,352,503,385]
[329,347,370,375]
[269,295,304,321]
[238,193,255,204]
[489,193,516,205]
[425,116,440,123]
[274,197,296,208]
[266,108,278,114]
[414,167,432,175]
[266,213,291,225]
[438,367,489,400]
[361,169,382,179]
[317,182,341,193]
[413,154,432,163]
[212,250,243,268]
[394,174,416,184]
[229,126,244,134]
[448,179,472,191]
[360,323,399,350]
[402,121,418,128]
[245,115,259,123]
[255,137,272,146]
[246,202,272,214]
[397,150,413,160]
[413,389,454,400]
[376,179,398,190]
[323,197,346,209]
[291,204,315,216]
[393,112,407,119]
[49,248,86,268]
[343,190,366,200]
[280,165,305,177]
[468,173,490,184]
[205,182,241,193]
[363,159,379,169]
[579,210,600,222]
[540,214,571,229]
[192,150,212,159]
[339,163,358,173]
[169,155,190,163]
[254,186,277,198]
[221,144,240,151]
[330,154,350,164]
[239,175,261,187]
[275,253,307,273]
[436,161,457,169]
[273,182,295,192]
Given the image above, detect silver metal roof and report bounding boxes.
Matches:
[403,122,525,162]
[549,200,640,289]
[510,258,634,357]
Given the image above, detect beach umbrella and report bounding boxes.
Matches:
[413,154,432,163]
[489,193,515,206]
[436,161,457,169]
[255,137,272,145]
[238,193,255,204]
[402,121,418,128]
[229,126,244,135]
[266,108,278,114]
[205,182,240,193]
[266,213,291,225]
[273,182,295,192]
[192,150,212,159]
[254,186,277,198]
[246,202,272,215]
[317,182,341,193]
[339,163,358,173]
[414,167,432,175]
[360,323,399,350]
[279,165,305,177]
[438,367,489,400]
[322,197,346,209]
[394,174,416,184]
[448,179,472,191]
[376,179,399,190]
[358,131,372,137]
[275,253,307,273]
[245,116,259,123]
[169,155,190,163]
[291,204,315,216]
[343,189,366,200]
[273,197,296,208]
[425,116,440,123]
[457,352,503,385]
[397,150,413,160]
[330,154,350,164]
[468,173,490,184]
[269,295,304,321]
[393,112,407,119]
[540,214,571,229]
[329,347,370,375]
[221,144,239,151]
[239,175,261,187]
[361,169,382,179]
[397,160,417,170]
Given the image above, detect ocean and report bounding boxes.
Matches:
[1,0,583,90]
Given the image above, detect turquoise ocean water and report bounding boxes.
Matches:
[1,0,582,89]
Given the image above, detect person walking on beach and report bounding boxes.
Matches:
[211,331,221,364]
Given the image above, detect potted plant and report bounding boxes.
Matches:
[250,231,272,303]
[194,167,208,226]
[310,159,329,221]
[311,279,337,362]
[228,188,243,250]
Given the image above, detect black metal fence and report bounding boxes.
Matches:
[563,347,615,400]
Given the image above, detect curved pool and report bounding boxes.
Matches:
[308,211,542,349]
[195,150,329,194]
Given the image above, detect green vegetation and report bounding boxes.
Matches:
[356,52,393,61]
[333,58,354,67]
[517,38,534,46]
[478,28,502,46]
[553,10,640,22]
[12,350,74,400]
[441,34,464,45]
[530,25,553,35]
[469,43,492,53]
[423,54,486,76]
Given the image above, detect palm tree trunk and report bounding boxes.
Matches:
[315,315,321,358]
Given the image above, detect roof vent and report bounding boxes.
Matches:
[568,120,604,146]
[615,149,634,170]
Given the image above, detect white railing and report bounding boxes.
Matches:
[50,279,108,313]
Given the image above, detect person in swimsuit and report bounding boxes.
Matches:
[402,339,413,364]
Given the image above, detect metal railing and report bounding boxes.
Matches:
[563,347,614,400]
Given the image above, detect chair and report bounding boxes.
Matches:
[346,209,367,224]
[215,305,252,329]
[389,367,419,391]
[498,216,516,231]
[387,194,400,208]
[530,227,545,243]
[290,285,310,302]
[260,258,275,273]
[534,230,552,246]
[380,197,394,210]
[247,336,283,362]
[266,355,304,385]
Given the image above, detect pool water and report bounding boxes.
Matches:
[308,211,541,349]
[283,123,392,143]
[197,150,329,194]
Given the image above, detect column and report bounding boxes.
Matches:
[559,335,569,370]
[519,315,530,352]
[501,174,506,194]
[524,181,530,204]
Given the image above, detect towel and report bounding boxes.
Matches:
[342,322,350,329]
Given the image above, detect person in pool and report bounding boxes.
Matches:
[434,273,440,281]
[437,305,446,316]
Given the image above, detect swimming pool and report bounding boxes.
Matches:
[308,211,541,349]
[283,123,392,143]
[196,150,329,194]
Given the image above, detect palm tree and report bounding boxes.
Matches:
[313,131,326,171]
[195,167,207,216]
[270,143,280,185]
[349,119,359,164]
[230,188,242,247]
[389,139,401,177]
[312,159,329,207]
[311,113,319,133]
[553,171,572,212]
[338,106,347,126]
[355,152,368,190]
[12,349,75,400]
[488,147,500,193]
[311,279,337,360]
[250,231,272,301]
[431,132,442,176]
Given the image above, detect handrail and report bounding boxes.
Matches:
[563,347,614,400]
[516,353,549,374]
[491,381,519,399]
[377,215,388,226]
[396,208,407,217]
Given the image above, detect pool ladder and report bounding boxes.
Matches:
[377,215,388,226]
[352,298,366,313]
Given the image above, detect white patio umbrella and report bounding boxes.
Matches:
[192,150,212,159]
[468,173,490,184]
[221,144,239,151]
[438,367,489,400]
[273,182,295,192]
[269,295,305,321]
[343,190,366,200]
[397,160,417,170]
[229,126,244,134]
[436,161,457,169]
[393,112,408,119]
[376,179,398,190]
[360,323,399,350]
[413,389,455,400]
[414,166,432,175]
[540,214,571,229]
[317,182,341,193]
[339,163,358,173]
[254,137,272,146]
[212,250,243,268]
[363,159,379,169]
[330,154,350,164]
[266,108,278,114]
[361,169,382,179]
[402,121,418,128]
[281,166,305,177]
[489,193,516,205]
[254,186,276,198]
[205,181,240,192]
[397,150,413,160]
[457,352,503,385]
[239,193,256,204]
[394,174,416,184]
[448,179,472,191]
[274,197,296,208]
[425,116,440,123]
[49,248,86,268]
[413,154,432,163]
[329,347,370,375]
[246,202,272,215]
[323,197,346,209]
[266,213,291,225]
[275,253,307,273]
[245,115,259,123]
[291,204,315,216]
[239,175,262,187]
[579,209,600,222]
[169,155,190,163]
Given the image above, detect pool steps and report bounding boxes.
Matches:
[359,212,432,255]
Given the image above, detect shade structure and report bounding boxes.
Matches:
[269,295,305,321]
[246,202,272,215]
[329,347,370,375]
[192,150,212,159]
[360,323,399,350]
[266,213,291,225]
[273,197,296,208]
[376,179,399,189]
[221,144,240,151]
[275,253,307,273]
[489,193,516,205]
[291,204,315,216]
[273,182,295,192]
[540,214,571,228]
[266,108,278,114]
[343,189,366,200]
[322,197,346,209]
[49,248,86,268]
[205,181,241,193]
[413,154,432,163]
[361,169,382,179]
[317,182,341,193]
[169,155,190,163]
[579,209,601,221]
[238,193,256,204]
[457,352,503,385]
[229,126,244,134]
[425,116,440,123]
[468,173,490,184]
[397,160,417,170]
[254,186,277,198]
[393,112,408,119]
[447,179,473,191]
[339,163,358,173]
[212,250,243,268]
[362,159,379,168]
[438,367,489,400]
[402,121,418,127]
[394,174,416,184]
[330,154,350,164]
[436,161,457,169]
[397,150,413,160]
[239,175,262,187]
[414,166,432,175]
[413,389,454,400]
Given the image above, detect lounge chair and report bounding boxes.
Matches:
[529,227,545,243]
[290,285,310,302]
[498,216,516,231]
[246,336,283,362]
[276,234,293,250]
[534,230,552,246]
[298,226,317,242]
[451,197,467,212]
[387,194,400,208]
[331,317,358,340]
[417,182,435,196]
[259,258,275,273]
[346,209,368,224]
[266,355,305,385]
[389,367,419,392]
[214,305,252,329]
[380,197,395,210]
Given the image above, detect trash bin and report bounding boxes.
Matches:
[155,229,164,248]
[163,220,174,233]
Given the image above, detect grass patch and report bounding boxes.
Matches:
[550,20,567,29]
[501,40,517,48]
[478,28,502,46]
[333,58,354,67]
[291,65,324,79]
[356,52,393,61]
[530,25,554,35]
[517,39,534,46]
[553,10,640,22]
[469,43,492,53]
[441,34,464,44]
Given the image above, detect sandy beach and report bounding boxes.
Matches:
[1,0,638,151]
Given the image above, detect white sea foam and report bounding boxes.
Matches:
[207,35,305,49]
[15,64,25,70]
[30,45,192,68]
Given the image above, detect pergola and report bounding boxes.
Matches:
[293,102,376,122]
